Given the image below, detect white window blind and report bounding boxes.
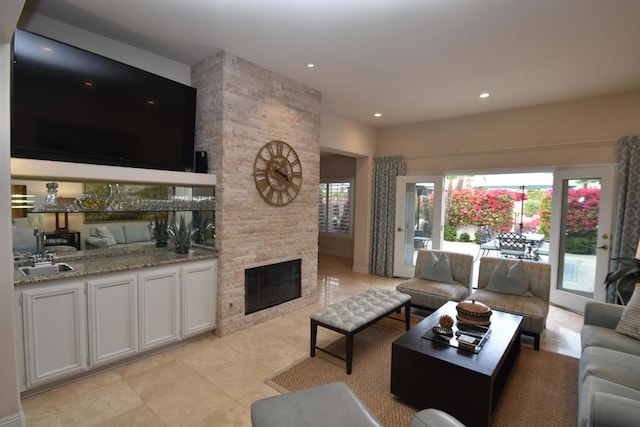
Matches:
[318,181,351,234]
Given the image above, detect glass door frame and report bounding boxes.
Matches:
[393,175,444,278]
[549,165,616,313]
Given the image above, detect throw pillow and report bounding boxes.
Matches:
[421,252,454,284]
[95,225,117,247]
[487,260,530,296]
[615,284,640,340]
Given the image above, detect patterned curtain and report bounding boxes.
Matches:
[608,136,640,303]
[370,156,406,276]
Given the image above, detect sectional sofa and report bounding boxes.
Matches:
[579,300,640,426]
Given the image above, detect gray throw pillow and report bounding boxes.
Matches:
[487,260,530,295]
[615,284,640,341]
[95,225,117,246]
[421,252,454,284]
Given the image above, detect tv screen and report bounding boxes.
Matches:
[11,29,196,172]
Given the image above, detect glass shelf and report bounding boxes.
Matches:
[31,197,216,214]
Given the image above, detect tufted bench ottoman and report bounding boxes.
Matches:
[310,288,411,374]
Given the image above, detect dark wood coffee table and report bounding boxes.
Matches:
[391,301,522,427]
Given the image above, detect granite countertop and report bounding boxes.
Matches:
[14,245,218,286]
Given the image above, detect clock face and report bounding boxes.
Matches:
[253,140,302,206]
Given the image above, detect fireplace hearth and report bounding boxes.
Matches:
[245,259,301,315]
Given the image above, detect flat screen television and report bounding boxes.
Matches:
[11,29,197,172]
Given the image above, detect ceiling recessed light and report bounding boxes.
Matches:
[41,46,53,52]
[307,63,315,68]
[374,113,382,117]
[479,92,490,99]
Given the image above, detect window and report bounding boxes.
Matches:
[318,181,352,234]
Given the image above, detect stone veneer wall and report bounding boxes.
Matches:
[192,51,321,336]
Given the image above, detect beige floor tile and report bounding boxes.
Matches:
[49,370,123,402]
[236,383,281,409]
[125,359,207,403]
[114,348,177,379]
[21,392,64,427]
[143,380,235,426]
[95,405,165,427]
[54,380,143,427]
[178,340,250,378]
[192,404,251,427]
[204,358,274,400]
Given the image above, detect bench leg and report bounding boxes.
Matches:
[346,332,354,375]
[310,319,318,357]
[403,301,411,331]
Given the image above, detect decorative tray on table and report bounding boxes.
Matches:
[422,321,491,354]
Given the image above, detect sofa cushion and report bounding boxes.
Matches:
[487,260,531,296]
[95,225,117,246]
[421,252,454,284]
[579,375,640,427]
[397,278,468,309]
[123,223,152,244]
[581,324,640,356]
[467,288,548,335]
[615,284,640,340]
[580,346,640,391]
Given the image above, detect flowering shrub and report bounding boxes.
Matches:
[566,188,600,234]
[447,188,519,230]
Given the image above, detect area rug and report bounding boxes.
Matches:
[267,316,578,427]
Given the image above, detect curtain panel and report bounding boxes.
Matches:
[609,135,640,303]
[370,156,406,276]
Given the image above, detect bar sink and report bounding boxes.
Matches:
[18,263,76,277]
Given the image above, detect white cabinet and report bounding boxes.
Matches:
[181,260,217,338]
[16,258,217,390]
[87,273,138,367]
[138,266,181,350]
[21,280,88,388]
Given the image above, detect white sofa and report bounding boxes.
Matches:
[85,223,154,250]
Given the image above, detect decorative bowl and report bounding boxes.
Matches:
[76,193,106,210]
[456,300,492,325]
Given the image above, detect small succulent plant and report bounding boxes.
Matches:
[167,215,199,254]
[150,215,169,248]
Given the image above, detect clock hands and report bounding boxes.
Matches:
[273,168,291,182]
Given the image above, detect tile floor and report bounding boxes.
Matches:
[20,254,583,426]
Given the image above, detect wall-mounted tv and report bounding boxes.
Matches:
[11,29,197,172]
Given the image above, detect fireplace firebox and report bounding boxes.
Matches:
[245,259,301,315]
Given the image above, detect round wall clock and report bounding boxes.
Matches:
[253,140,302,206]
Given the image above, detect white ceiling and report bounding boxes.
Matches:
[19,0,640,127]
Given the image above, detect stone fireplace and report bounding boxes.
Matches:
[245,259,301,315]
[192,51,321,336]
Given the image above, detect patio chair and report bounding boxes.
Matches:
[498,232,528,258]
[533,240,549,260]
[475,225,500,261]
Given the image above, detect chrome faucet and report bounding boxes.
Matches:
[33,228,48,262]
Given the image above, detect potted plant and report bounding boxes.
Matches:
[604,256,640,305]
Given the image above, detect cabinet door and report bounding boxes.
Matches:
[87,273,138,366]
[138,266,180,350]
[181,260,217,338]
[21,281,88,387]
